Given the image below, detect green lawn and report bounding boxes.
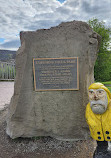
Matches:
[107,86,111,92]
[96,81,111,92]
[101,81,111,85]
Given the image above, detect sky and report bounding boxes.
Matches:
[0,0,111,51]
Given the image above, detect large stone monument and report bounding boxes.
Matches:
[6,21,101,140]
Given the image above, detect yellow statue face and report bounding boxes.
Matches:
[88,89,108,114]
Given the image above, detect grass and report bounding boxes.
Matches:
[95,81,111,92]
[101,81,111,92]
[101,81,111,85]
[102,81,111,92]
[107,86,111,92]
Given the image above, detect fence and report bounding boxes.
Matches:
[0,61,15,81]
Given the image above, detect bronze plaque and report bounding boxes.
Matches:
[33,57,79,91]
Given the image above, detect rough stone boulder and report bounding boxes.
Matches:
[6,20,101,140]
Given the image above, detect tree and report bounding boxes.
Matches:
[87,18,111,81]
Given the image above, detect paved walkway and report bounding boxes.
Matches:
[0,82,14,110]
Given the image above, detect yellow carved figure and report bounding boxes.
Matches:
[86,82,111,141]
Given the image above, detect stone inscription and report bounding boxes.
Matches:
[33,57,79,91]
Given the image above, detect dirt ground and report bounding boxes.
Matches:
[0,107,96,158]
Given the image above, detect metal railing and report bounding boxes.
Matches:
[0,61,15,81]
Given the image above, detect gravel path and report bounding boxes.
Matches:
[0,118,95,158]
[0,82,96,158]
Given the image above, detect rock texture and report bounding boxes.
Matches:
[6,21,101,139]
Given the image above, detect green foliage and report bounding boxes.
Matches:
[88,18,111,81]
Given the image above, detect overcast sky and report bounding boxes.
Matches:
[0,0,111,51]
